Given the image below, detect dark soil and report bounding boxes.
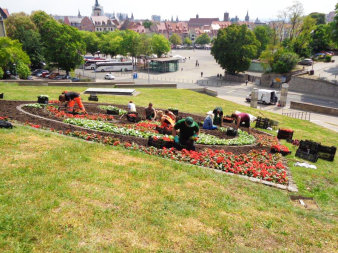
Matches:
[0,100,269,154]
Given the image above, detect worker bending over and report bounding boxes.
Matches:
[157,111,175,134]
[212,107,223,127]
[231,112,251,133]
[59,91,86,113]
[172,117,199,151]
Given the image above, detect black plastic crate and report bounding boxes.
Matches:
[126,112,141,123]
[37,96,49,104]
[318,145,336,161]
[168,109,179,116]
[255,117,271,129]
[299,140,320,154]
[226,127,238,136]
[88,95,98,101]
[277,129,294,140]
[0,93,3,99]
[296,149,319,163]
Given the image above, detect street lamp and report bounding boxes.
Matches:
[13,63,16,77]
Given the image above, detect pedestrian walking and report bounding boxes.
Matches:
[245,80,248,86]
[201,72,203,77]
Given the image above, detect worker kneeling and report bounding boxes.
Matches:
[231,112,251,133]
[59,91,86,113]
[172,117,199,151]
[203,111,218,130]
[157,110,175,134]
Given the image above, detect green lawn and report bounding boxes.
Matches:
[0,82,337,252]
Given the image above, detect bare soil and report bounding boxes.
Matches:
[0,100,270,154]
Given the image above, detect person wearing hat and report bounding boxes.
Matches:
[172,117,199,151]
[203,111,218,130]
[212,107,223,127]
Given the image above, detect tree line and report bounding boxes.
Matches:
[1,11,172,78]
[212,2,338,74]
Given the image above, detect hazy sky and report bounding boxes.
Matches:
[0,0,336,21]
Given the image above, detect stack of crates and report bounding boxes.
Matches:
[296,140,320,163]
[255,117,271,129]
[277,129,294,141]
[88,94,98,101]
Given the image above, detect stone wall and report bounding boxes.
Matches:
[289,76,338,99]
[290,101,338,116]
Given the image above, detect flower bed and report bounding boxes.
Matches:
[63,118,256,146]
[24,122,288,185]
[98,105,127,116]
[46,106,115,121]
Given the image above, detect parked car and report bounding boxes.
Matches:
[71,77,80,82]
[32,69,43,75]
[48,73,60,79]
[26,76,33,80]
[41,71,50,78]
[104,73,115,80]
[298,58,313,66]
[246,89,278,105]
[36,70,49,77]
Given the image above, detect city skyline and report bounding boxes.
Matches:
[0,0,336,21]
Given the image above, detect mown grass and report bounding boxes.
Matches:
[0,82,337,251]
[0,127,337,252]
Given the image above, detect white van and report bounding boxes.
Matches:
[246,89,278,105]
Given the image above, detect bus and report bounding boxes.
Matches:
[95,61,133,72]
[84,59,110,70]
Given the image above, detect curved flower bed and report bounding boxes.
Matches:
[24,122,288,185]
[63,118,256,146]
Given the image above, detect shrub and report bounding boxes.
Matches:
[324,55,332,62]
[0,67,3,79]
[17,61,31,79]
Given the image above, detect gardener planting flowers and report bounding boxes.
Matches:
[172,117,199,151]
[59,91,86,114]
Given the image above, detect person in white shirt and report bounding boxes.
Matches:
[128,101,136,112]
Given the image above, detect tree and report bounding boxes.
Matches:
[332,4,338,47]
[0,37,30,73]
[287,1,304,40]
[310,24,333,52]
[138,34,153,56]
[151,34,171,58]
[5,13,44,69]
[121,30,140,57]
[291,16,316,57]
[32,12,85,75]
[254,25,272,57]
[261,46,299,74]
[143,20,153,29]
[211,24,260,74]
[183,37,192,46]
[99,31,123,58]
[81,31,100,55]
[0,68,4,79]
[195,33,211,45]
[169,33,182,46]
[17,61,31,79]
[272,50,299,73]
[309,12,326,25]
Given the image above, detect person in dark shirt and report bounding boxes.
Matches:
[231,112,251,132]
[145,103,157,120]
[172,117,199,150]
[212,107,223,127]
[59,91,86,113]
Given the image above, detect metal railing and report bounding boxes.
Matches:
[282,110,311,121]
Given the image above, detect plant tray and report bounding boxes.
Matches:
[88,95,98,101]
[318,145,336,161]
[277,129,294,140]
[298,140,320,154]
[107,109,119,115]
[0,93,3,99]
[295,149,318,163]
[0,120,13,129]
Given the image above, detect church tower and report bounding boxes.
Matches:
[245,11,249,22]
[92,0,104,16]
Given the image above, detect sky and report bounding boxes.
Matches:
[0,0,336,21]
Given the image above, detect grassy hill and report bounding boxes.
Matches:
[0,83,337,252]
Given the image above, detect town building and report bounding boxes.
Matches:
[152,15,161,22]
[0,7,9,37]
[245,11,250,22]
[327,11,335,23]
[165,22,189,40]
[188,14,219,29]
[224,12,230,22]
